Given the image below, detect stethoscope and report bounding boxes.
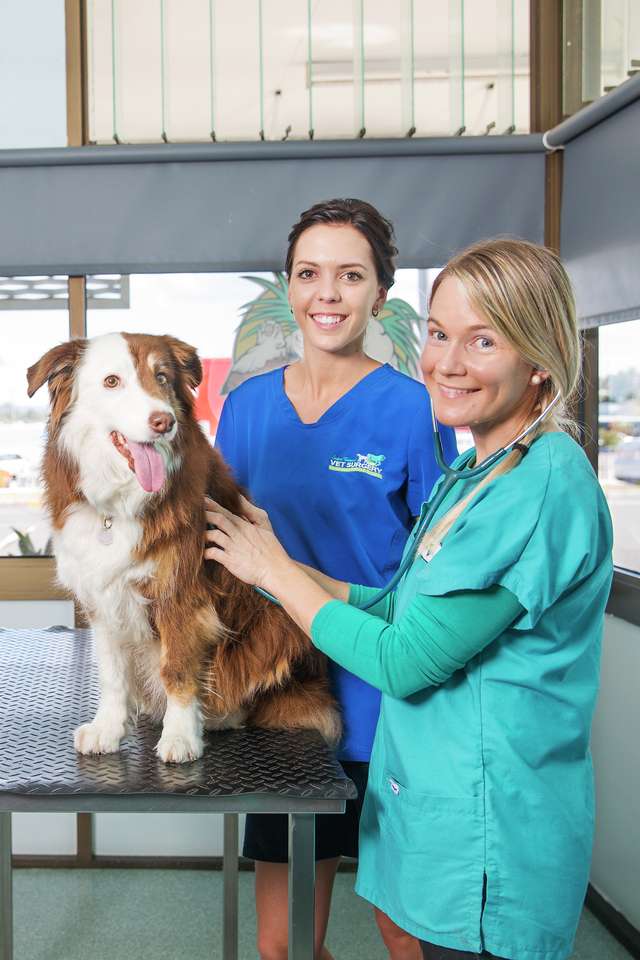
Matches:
[255,391,562,611]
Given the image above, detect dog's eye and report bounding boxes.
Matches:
[104,375,120,389]
[156,372,168,385]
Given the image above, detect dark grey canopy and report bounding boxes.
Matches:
[0,136,544,276]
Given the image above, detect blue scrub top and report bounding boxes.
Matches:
[215,364,457,760]
[355,432,613,959]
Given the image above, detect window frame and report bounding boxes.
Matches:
[0,276,86,623]
[582,325,640,627]
[0,0,88,618]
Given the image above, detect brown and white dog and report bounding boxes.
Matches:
[27,333,340,763]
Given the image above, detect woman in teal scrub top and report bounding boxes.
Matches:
[205,238,614,960]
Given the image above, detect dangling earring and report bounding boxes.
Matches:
[372,306,379,318]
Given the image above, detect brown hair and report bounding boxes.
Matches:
[285,198,398,290]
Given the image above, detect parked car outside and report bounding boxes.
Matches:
[613,435,640,483]
[0,453,34,486]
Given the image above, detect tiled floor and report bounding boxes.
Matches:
[12,868,633,959]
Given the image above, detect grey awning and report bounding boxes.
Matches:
[0,136,545,275]
[549,77,640,327]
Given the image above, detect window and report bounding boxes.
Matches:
[86,269,429,441]
[0,276,130,560]
[0,1,67,150]
[598,318,640,573]
[87,0,531,143]
[563,0,640,114]
[0,278,70,557]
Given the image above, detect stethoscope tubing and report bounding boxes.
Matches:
[355,471,458,609]
[254,469,460,610]
[254,391,563,612]
[358,390,562,609]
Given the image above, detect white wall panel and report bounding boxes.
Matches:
[0,601,74,629]
[12,814,77,855]
[94,813,245,857]
[591,613,640,929]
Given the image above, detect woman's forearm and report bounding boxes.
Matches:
[263,559,339,635]
[293,562,350,601]
[311,585,524,697]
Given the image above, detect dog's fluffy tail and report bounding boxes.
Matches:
[247,677,342,746]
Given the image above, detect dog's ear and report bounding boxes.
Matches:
[27,339,86,398]
[164,336,203,390]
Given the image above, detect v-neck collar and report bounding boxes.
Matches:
[275,364,392,427]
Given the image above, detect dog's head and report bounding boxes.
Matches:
[27,333,203,495]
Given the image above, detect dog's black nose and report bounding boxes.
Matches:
[149,411,175,434]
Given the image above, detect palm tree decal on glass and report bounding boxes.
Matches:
[222,272,422,394]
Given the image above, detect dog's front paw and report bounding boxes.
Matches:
[73,720,126,755]
[155,731,204,764]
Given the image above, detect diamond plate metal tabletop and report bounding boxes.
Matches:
[0,628,356,812]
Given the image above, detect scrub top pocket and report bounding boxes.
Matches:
[378,772,485,943]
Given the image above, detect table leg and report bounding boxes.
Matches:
[222,813,238,960]
[0,813,12,960]
[288,813,315,960]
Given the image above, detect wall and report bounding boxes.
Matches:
[590,613,640,929]
[0,601,74,629]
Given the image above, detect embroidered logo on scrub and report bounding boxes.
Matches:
[328,452,385,479]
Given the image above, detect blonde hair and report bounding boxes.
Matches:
[421,239,581,555]
[430,238,581,435]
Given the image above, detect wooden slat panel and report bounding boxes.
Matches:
[0,558,68,601]
[580,327,599,472]
[562,0,584,117]
[65,0,89,148]
[530,0,564,254]
[530,0,564,132]
[76,813,94,865]
[68,276,87,338]
[545,150,563,252]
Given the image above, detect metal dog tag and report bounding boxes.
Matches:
[98,516,114,545]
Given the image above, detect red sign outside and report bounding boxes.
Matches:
[193,358,232,439]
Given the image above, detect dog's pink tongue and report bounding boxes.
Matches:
[127,441,166,493]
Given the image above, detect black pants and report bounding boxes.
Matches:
[420,943,498,959]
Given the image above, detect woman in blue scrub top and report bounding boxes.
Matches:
[210,198,455,960]
[206,238,614,960]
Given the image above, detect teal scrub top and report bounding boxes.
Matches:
[335,433,612,960]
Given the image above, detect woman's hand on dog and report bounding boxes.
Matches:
[204,498,349,634]
[204,499,291,591]
[237,494,275,533]
[204,498,347,632]
[204,495,274,533]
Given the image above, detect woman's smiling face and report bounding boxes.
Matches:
[288,223,386,358]
[422,276,541,455]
